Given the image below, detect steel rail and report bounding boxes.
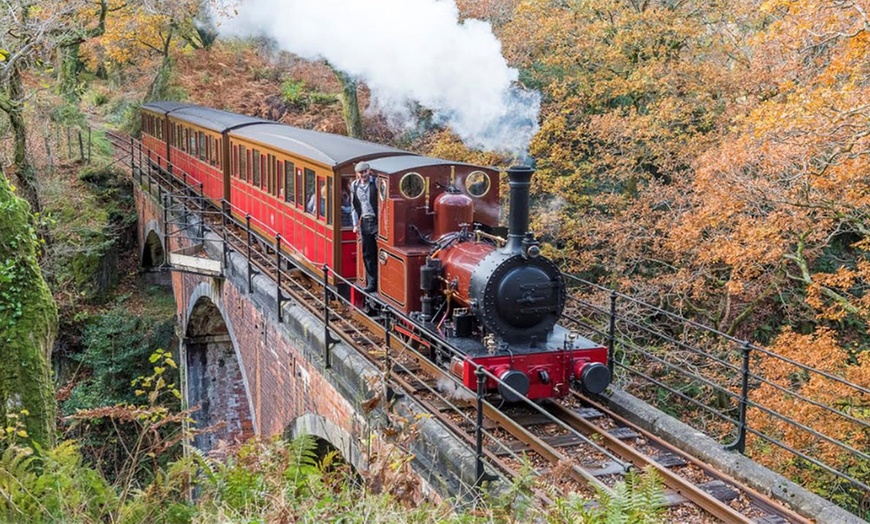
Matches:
[572,395,813,524]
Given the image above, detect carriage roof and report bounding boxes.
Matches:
[165,105,268,131]
[140,101,194,116]
[229,123,412,168]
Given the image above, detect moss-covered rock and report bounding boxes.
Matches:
[42,164,135,303]
[0,170,58,448]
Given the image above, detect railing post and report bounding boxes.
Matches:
[276,235,283,323]
[198,182,205,239]
[322,264,332,369]
[725,341,752,453]
[608,291,617,376]
[475,366,486,487]
[383,312,394,383]
[146,145,152,195]
[129,137,135,177]
[162,193,170,266]
[221,200,229,265]
[246,214,253,293]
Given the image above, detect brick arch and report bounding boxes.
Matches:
[287,414,368,474]
[182,282,256,453]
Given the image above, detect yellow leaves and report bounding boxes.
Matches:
[749,326,869,475]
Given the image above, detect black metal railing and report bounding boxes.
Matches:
[561,274,870,516]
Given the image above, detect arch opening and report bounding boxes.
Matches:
[185,296,254,454]
[142,230,165,268]
[141,230,170,286]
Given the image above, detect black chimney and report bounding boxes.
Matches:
[504,165,533,254]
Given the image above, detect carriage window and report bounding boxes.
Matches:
[465,170,490,197]
[304,168,316,214]
[260,155,266,189]
[189,130,197,156]
[272,156,278,196]
[340,177,353,227]
[198,132,206,161]
[271,155,277,194]
[296,168,303,205]
[252,150,261,187]
[400,172,425,199]
[232,146,238,177]
[265,155,272,193]
[216,138,221,168]
[238,146,246,181]
[284,162,295,203]
[326,177,333,225]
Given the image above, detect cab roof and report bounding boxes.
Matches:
[366,155,496,175]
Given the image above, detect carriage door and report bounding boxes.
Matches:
[339,175,357,279]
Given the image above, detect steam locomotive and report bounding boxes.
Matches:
[139,102,611,401]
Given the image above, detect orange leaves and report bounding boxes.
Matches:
[82,0,200,68]
[749,327,869,478]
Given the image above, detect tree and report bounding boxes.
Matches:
[0,0,42,210]
[57,0,108,102]
[0,169,57,449]
[330,66,363,139]
[0,0,99,211]
[499,0,749,325]
[81,0,201,101]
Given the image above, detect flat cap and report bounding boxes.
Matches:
[354,161,370,173]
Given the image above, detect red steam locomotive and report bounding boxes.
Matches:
[140,102,611,401]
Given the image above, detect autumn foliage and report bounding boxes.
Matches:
[485,0,870,512]
[6,0,868,516]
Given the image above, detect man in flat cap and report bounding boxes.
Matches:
[350,161,378,292]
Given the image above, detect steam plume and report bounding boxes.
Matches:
[216,0,540,155]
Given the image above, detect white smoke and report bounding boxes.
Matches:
[436,377,476,402]
[215,0,540,155]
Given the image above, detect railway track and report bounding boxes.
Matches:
[109,131,812,523]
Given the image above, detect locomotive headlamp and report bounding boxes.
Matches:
[526,244,541,258]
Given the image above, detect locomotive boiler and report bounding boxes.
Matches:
[413,166,611,401]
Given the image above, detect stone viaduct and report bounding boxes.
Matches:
[134,173,484,502]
